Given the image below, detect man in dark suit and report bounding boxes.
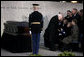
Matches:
[65,10,73,22]
[72,8,81,27]
[29,4,43,56]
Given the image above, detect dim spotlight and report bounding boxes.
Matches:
[62,1,66,3]
[60,1,66,3]
[71,1,78,3]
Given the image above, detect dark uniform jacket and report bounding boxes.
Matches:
[29,11,43,33]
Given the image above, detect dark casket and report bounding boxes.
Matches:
[1,21,32,53]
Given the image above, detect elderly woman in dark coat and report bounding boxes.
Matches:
[44,14,66,51]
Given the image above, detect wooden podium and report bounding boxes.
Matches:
[1,21,32,53]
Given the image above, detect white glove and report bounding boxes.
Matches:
[29,31,32,34]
